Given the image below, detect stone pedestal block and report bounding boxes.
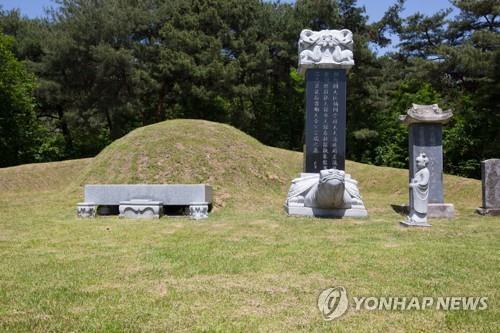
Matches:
[119,200,163,219]
[428,203,455,219]
[391,203,455,219]
[189,203,210,220]
[77,202,97,218]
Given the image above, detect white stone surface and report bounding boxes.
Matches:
[84,184,212,206]
[298,29,354,73]
[119,199,163,219]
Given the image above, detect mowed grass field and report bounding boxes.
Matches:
[0,120,498,332]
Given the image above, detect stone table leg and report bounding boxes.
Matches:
[189,203,209,220]
[77,202,97,218]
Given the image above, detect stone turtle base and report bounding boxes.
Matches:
[285,204,368,218]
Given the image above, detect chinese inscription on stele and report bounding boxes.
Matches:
[305,68,346,172]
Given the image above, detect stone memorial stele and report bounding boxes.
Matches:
[399,104,455,218]
[284,29,367,218]
[401,153,431,227]
[476,159,500,216]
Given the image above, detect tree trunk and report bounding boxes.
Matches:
[104,107,116,139]
[156,81,167,122]
[56,105,74,155]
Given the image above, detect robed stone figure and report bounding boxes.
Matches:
[402,153,431,227]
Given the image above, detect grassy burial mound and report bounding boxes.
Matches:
[0,158,92,194]
[75,119,301,209]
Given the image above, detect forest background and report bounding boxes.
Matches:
[0,0,498,178]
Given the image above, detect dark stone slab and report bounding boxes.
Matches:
[481,159,500,209]
[304,69,346,172]
[409,123,444,203]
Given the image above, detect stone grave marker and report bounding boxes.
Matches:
[476,159,500,216]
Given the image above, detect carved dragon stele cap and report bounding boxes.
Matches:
[298,29,355,74]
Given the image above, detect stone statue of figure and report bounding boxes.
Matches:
[403,152,431,227]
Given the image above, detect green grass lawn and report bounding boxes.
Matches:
[0,120,498,332]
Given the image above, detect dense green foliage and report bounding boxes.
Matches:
[0,0,498,178]
[0,33,40,166]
